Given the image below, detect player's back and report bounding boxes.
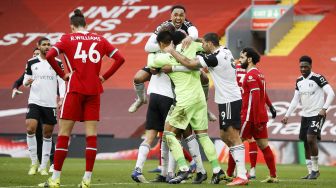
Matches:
[57,32,112,95]
[242,68,268,123]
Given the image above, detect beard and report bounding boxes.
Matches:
[241,61,248,69]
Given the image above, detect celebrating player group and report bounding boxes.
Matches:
[16,3,334,188]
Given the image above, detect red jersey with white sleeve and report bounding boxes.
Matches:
[235,63,246,90]
[241,68,268,124]
[48,31,124,95]
[237,63,272,106]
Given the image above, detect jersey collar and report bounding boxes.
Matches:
[304,72,314,79]
[247,67,258,73]
[76,30,89,35]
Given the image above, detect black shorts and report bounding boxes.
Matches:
[146,93,174,131]
[26,104,57,125]
[299,115,326,141]
[218,99,242,130]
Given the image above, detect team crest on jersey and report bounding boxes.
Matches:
[248,76,253,79]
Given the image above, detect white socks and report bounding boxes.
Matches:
[306,159,312,174]
[135,143,150,172]
[185,135,206,174]
[311,156,319,171]
[40,137,52,170]
[160,140,169,177]
[230,144,247,179]
[83,171,92,180]
[168,151,177,175]
[27,134,38,165]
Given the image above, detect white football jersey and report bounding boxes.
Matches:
[199,46,241,104]
[296,72,329,117]
[24,55,65,108]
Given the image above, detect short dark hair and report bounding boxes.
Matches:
[32,47,39,53]
[203,33,220,46]
[172,31,186,45]
[156,31,173,45]
[299,55,312,65]
[37,37,50,45]
[171,5,186,13]
[242,47,260,64]
[70,9,86,27]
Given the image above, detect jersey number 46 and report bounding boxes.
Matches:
[74,42,101,63]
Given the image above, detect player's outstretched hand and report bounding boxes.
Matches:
[11,88,23,99]
[269,105,277,119]
[281,117,288,125]
[161,65,173,73]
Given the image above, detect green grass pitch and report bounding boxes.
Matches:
[0,157,335,187]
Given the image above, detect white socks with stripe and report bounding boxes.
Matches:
[135,143,150,172]
[40,137,52,170]
[27,133,38,165]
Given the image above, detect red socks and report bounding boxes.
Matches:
[183,148,193,162]
[226,152,236,177]
[262,146,276,177]
[53,136,69,171]
[249,141,258,168]
[85,136,97,172]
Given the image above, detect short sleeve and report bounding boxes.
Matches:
[316,75,328,88]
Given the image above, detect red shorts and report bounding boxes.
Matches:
[240,121,268,139]
[60,92,100,121]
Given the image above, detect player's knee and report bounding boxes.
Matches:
[134,71,150,84]
[26,128,35,135]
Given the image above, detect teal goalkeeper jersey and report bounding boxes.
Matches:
[148,42,205,106]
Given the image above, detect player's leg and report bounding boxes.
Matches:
[299,117,311,179]
[39,107,57,175]
[255,130,278,183]
[307,115,325,179]
[49,139,55,173]
[182,126,207,184]
[164,106,191,184]
[218,100,248,185]
[36,120,43,164]
[78,94,102,187]
[132,130,157,183]
[200,71,217,121]
[247,138,258,179]
[164,124,189,184]
[39,93,79,187]
[189,101,226,184]
[26,104,40,175]
[128,68,151,113]
[151,94,174,182]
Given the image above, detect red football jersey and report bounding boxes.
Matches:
[235,63,246,91]
[53,31,118,95]
[241,68,268,123]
